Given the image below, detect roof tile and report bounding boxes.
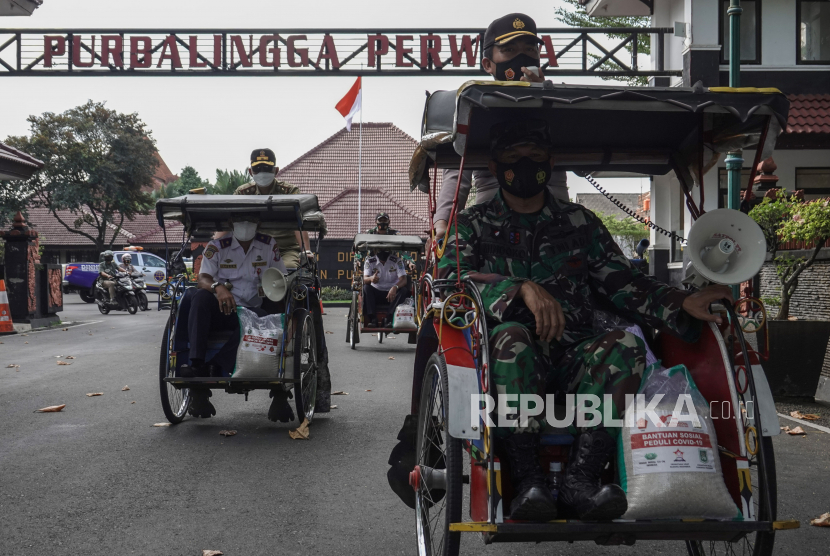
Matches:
[785,94,830,135]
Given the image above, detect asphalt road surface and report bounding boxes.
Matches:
[2,295,829,555]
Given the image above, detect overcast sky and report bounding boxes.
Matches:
[0,0,648,197]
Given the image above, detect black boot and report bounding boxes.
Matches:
[558,429,627,520]
[503,433,558,522]
[268,389,295,423]
[187,390,216,418]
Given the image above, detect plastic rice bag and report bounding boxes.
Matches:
[233,307,285,379]
[392,299,417,331]
[618,363,740,520]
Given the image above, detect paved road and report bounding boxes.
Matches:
[1,296,828,555]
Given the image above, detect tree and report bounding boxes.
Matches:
[151,166,211,200]
[211,168,249,195]
[3,101,157,252]
[595,211,649,258]
[554,0,651,86]
[749,189,830,320]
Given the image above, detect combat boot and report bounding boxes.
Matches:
[558,429,627,520]
[503,433,558,522]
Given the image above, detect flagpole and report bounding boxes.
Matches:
[358,72,363,234]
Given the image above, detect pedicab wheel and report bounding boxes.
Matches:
[159,316,191,423]
[127,295,139,314]
[138,291,149,311]
[348,291,359,350]
[292,308,318,423]
[158,281,173,302]
[415,353,462,556]
[685,436,777,556]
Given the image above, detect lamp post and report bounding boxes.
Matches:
[726,0,743,298]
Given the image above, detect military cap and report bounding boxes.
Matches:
[490,119,552,153]
[376,212,390,221]
[250,148,276,168]
[482,13,544,51]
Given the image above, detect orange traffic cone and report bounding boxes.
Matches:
[0,280,15,334]
[320,298,326,316]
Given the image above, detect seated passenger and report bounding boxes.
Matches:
[363,247,410,329]
[438,119,731,522]
[180,214,293,422]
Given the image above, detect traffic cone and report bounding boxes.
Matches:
[320,298,326,315]
[0,280,15,334]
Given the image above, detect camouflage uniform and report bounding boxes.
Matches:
[438,191,696,437]
[234,180,303,268]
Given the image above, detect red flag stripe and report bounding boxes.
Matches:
[335,76,362,117]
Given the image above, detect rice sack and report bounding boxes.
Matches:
[619,363,740,520]
[233,307,285,379]
[392,299,417,331]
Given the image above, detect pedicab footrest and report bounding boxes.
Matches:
[449,519,799,543]
[163,377,301,387]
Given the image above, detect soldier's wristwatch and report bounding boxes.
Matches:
[222,281,233,291]
[210,281,220,293]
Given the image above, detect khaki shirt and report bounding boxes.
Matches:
[234,179,302,265]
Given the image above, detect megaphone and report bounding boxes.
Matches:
[262,267,288,302]
[684,209,767,287]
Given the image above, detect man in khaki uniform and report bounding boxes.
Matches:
[234,148,311,269]
[234,147,331,413]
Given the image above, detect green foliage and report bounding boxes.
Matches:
[760,295,781,307]
[2,100,157,252]
[151,166,211,200]
[595,211,649,258]
[211,169,249,195]
[749,190,830,319]
[320,286,352,301]
[554,0,651,86]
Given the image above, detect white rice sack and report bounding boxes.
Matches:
[233,307,285,379]
[392,300,417,331]
[619,364,740,520]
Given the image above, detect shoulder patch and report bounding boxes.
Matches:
[235,183,256,195]
[367,256,378,263]
[389,255,399,263]
[219,237,232,248]
[254,233,272,245]
[203,244,218,259]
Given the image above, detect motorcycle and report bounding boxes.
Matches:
[130,271,150,311]
[94,272,139,315]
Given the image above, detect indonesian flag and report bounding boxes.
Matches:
[335,76,362,131]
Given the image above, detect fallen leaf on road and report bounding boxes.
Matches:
[203,551,224,556]
[24,341,28,344]
[781,426,790,432]
[331,405,338,409]
[790,410,820,420]
[121,385,130,391]
[65,356,75,360]
[62,328,68,331]
[324,330,333,334]
[289,419,310,440]
[787,426,806,435]
[131,401,136,404]
[54,355,63,358]
[811,513,830,527]
[152,423,171,427]
[35,404,66,413]
[57,361,71,366]
[86,392,103,397]
[388,357,395,360]
[387,335,396,339]
[366,389,372,392]
[6,364,19,368]
[219,430,237,437]
[332,391,348,395]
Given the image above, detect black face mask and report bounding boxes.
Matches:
[495,157,551,199]
[378,250,391,261]
[494,53,539,81]
[104,256,113,262]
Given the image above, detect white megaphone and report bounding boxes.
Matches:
[684,209,767,288]
[261,267,288,302]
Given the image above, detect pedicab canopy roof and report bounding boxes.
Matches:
[409,81,790,192]
[155,194,327,236]
[352,233,425,253]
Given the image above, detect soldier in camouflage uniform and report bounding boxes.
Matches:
[438,119,732,522]
[234,148,332,413]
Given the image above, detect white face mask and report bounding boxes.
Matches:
[252,169,275,186]
[233,221,258,242]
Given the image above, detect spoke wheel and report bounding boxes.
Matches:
[686,438,776,556]
[415,353,462,556]
[159,316,191,423]
[293,308,318,423]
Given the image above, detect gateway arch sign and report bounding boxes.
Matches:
[0,28,678,77]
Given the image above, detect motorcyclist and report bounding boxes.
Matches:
[118,253,138,275]
[98,250,121,302]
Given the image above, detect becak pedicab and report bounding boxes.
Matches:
[389,81,799,555]
[155,194,326,425]
[347,233,425,348]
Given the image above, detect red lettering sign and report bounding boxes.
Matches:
[420,34,442,69]
[287,35,308,67]
[367,34,388,67]
[101,35,123,67]
[316,34,340,69]
[71,36,96,68]
[395,35,413,67]
[130,36,152,69]
[540,36,559,67]
[448,35,479,67]
[43,35,65,67]
[230,35,252,67]
[259,35,280,68]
